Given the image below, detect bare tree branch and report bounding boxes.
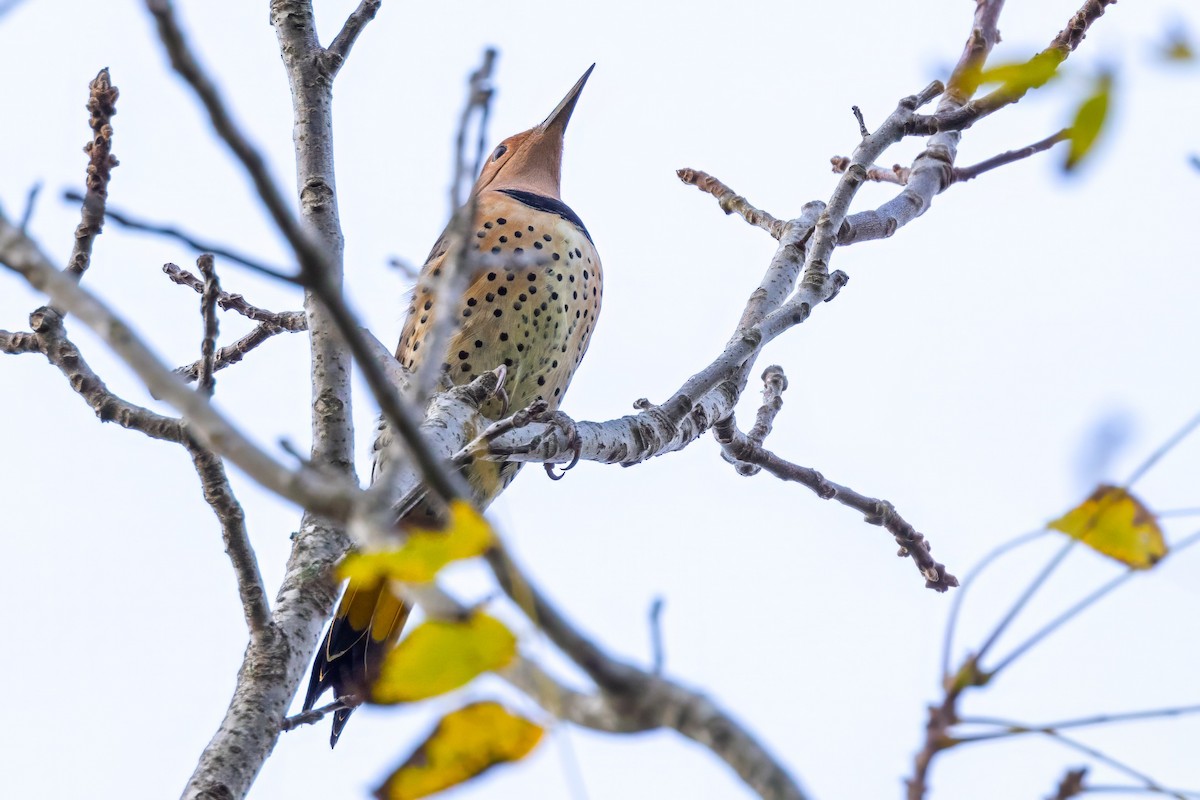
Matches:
[185,438,272,635]
[836,0,1006,248]
[722,365,788,477]
[908,0,1118,136]
[713,409,956,591]
[1,0,1139,796]
[325,0,381,77]
[831,128,1071,187]
[196,254,219,396]
[677,168,787,239]
[162,262,306,329]
[19,181,41,231]
[829,156,908,185]
[1048,768,1088,800]
[0,306,184,442]
[800,80,943,289]
[0,213,358,517]
[451,47,497,211]
[175,321,297,383]
[63,68,119,287]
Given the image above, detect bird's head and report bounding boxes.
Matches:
[470,64,594,201]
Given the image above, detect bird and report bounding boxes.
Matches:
[303,65,602,747]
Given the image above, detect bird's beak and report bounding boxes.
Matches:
[539,64,594,139]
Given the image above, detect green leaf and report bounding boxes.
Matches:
[370,613,517,704]
[978,51,1064,93]
[1064,72,1113,172]
[374,702,544,800]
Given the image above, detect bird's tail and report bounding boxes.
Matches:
[303,578,411,747]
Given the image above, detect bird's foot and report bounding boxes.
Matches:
[541,411,583,481]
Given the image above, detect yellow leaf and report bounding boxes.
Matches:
[370,613,517,704]
[374,702,544,800]
[978,51,1064,93]
[338,500,494,584]
[1064,73,1112,172]
[1048,485,1167,569]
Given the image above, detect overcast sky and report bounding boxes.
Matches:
[2,1,1199,799]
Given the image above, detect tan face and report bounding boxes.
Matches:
[470,127,564,199]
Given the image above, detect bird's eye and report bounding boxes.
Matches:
[492,145,508,161]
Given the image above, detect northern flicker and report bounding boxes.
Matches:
[303,66,601,746]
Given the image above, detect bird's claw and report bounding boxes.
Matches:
[542,411,582,481]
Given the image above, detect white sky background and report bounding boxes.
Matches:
[2,1,1199,798]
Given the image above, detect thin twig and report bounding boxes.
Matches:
[1124,410,1200,488]
[988,528,1200,676]
[714,417,957,590]
[1048,768,1088,800]
[197,254,219,396]
[413,195,479,407]
[0,305,185,442]
[940,528,1048,681]
[281,697,357,731]
[63,68,119,286]
[725,365,788,477]
[676,168,787,239]
[851,105,869,137]
[953,129,1070,182]
[830,156,909,185]
[450,48,497,212]
[1040,730,1186,799]
[184,439,271,635]
[974,537,1076,665]
[958,704,1200,742]
[1155,507,1200,519]
[19,182,41,232]
[649,597,665,675]
[67,192,295,281]
[162,262,305,329]
[175,321,296,383]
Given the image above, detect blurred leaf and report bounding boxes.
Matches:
[978,51,1064,93]
[339,500,494,585]
[1064,72,1113,172]
[1049,485,1166,569]
[370,613,517,704]
[1157,26,1196,62]
[374,702,544,800]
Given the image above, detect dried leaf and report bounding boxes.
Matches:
[1064,72,1112,172]
[339,500,494,585]
[374,702,544,800]
[1049,485,1167,569]
[370,613,517,704]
